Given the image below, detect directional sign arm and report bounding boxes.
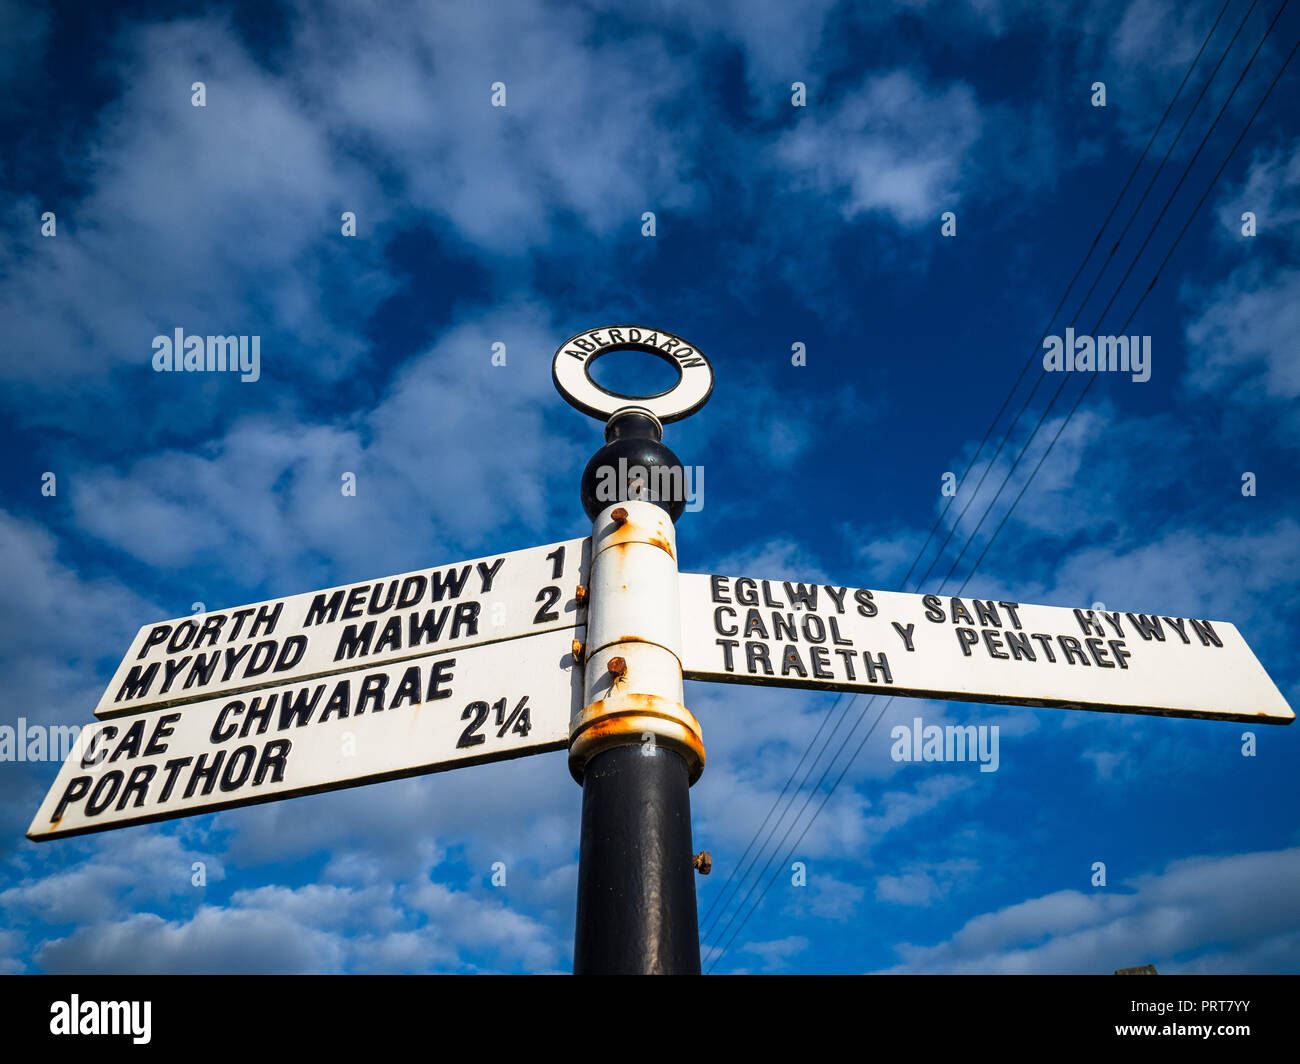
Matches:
[678,573,1294,725]
[95,537,590,719]
[29,628,584,842]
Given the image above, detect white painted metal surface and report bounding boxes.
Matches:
[95,537,589,719]
[570,501,703,781]
[29,627,583,841]
[678,573,1294,724]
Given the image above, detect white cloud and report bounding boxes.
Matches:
[776,70,983,227]
[879,846,1300,973]
[876,857,979,906]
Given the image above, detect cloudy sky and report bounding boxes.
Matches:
[1,0,1298,974]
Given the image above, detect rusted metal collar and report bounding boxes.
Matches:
[569,694,705,785]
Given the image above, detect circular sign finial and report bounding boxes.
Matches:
[552,325,714,424]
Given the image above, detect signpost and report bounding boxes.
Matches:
[95,538,588,719]
[29,627,582,840]
[26,323,1295,976]
[679,573,1294,724]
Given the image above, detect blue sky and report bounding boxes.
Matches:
[1,0,1298,974]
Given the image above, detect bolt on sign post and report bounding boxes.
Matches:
[27,324,1293,977]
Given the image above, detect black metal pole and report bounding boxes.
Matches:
[573,745,700,974]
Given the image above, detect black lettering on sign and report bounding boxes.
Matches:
[140,625,171,658]
[922,595,945,623]
[1057,636,1090,666]
[761,581,782,609]
[772,613,796,642]
[212,700,244,743]
[397,576,426,609]
[167,620,198,653]
[245,640,277,676]
[955,627,978,657]
[336,622,375,661]
[219,746,256,791]
[973,600,1001,628]
[409,606,453,647]
[87,771,124,816]
[144,713,180,756]
[184,751,226,798]
[784,583,818,611]
[891,622,916,651]
[374,617,403,655]
[829,618,852,646]
[255,740,291,785]
[716,639,739,672]
[545,545,565,581]
[834,648,857,680]
[118,765,155,810]
[824,586,848,614]
[158,656,191,694]
[158,757,193,802]
[343,586,368,619]
[743,609,769,640]
[1108,640,1131,669]
[735,578,759,606]
[1030,633,1057,662]
[1085,638,1114,667]
[196,613,226,648]
[452,601,479,638]
[242,695,275,738]
[477,558,505,592]
[391,667,423,709]
[950,599,974,625]
[862,652,892,684]
[1189,618,1222,648]
[458,701,489,748]
[100,724,137,765]
[427,659,455,700]
[279,685,325,729]
[534,586,561,624]
[249,603,282,638]
[220,644,252,680]
[809,646,833,680]
[714,606,738,636]
[999,602,1023,630]
[1161,616,1188,643]
[319,681,352,723]
[274,636,307,672]
[430,566,472,602]
[356,673,388,715]
[228,608,254,640]
[81,726,115,769]
[53,777,91,821]
[711,576,731,604]
[801,615,826,644]
[184,652,221,690]
[117,662,160,702]
[1006,631,1035,661]
[1075,609,1106,637]
[745,642,773,675]
[982,630,1008,659]
[855,589,877,617]
[1126,613,1165,641]
[305,590,345,626]
[781,645,808,678]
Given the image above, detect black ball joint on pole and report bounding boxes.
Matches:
[573,406,702,976]
[579,407,689,523]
